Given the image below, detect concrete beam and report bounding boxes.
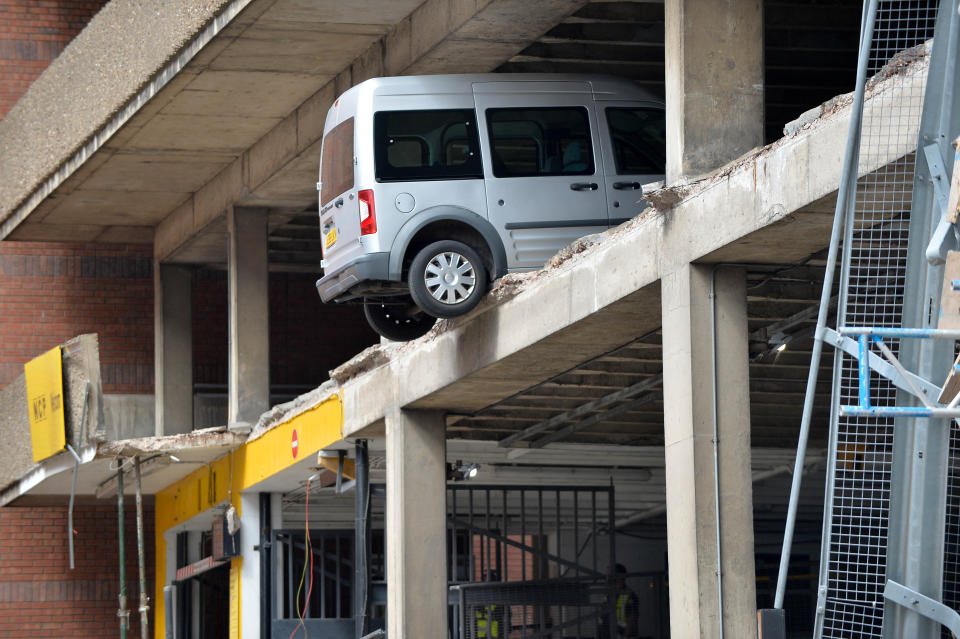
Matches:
[660,264,756,638]
[0,0,258,239]
[385,408,448,639]
[154,264,193,436]
[665,0,764,182]
[228,207,269,428]
[338,56,928,437]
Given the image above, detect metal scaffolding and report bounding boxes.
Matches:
[776,1,960,637]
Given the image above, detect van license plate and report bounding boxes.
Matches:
[324,228,337,248]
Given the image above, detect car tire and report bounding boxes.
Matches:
[363,297,437,342]
[408,240,488,319]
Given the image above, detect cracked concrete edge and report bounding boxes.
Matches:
[95,427,244,458]
[0,0,257,238]
[328,48,931,420]
[648,45,931,212]
[246,379,342,443]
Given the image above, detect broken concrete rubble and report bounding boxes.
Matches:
[96,427,244,458]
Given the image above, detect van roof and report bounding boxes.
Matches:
[340,73,663,105]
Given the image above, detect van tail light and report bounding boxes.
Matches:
[358,190,377,235]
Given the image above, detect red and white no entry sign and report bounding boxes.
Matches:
[291,429,299,459]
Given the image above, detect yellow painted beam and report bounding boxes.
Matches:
[154,392,343,639]
[318,455,356,480]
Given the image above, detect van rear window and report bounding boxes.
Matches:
[374,110,483,182]
[320,118,355,205]
[605,108,666,175]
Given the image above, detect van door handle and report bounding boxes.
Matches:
[335,197,344,208]
[570,182,598,191]
[613,181,641,190]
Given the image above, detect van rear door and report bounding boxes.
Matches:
[473,81,608,270]
[597,104,666,225]
[318,116,361,271]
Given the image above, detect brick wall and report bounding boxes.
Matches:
[0,501,155,638]
[0,0,109,120]
[194,269,377,390]
[0,241,154,393]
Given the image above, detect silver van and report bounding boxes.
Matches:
[315,74,665,340]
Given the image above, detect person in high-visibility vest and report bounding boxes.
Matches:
[475,604,500,638]
[599,563,639,638]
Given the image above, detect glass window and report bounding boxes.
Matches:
[320,118,355,205]
[374,109,483,181]
[486,107,594,178]
[605,108,666,175]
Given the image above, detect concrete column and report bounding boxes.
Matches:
[660,264,757,639]
[385,409,448,638]
[154,263,193,436]
[227,206,269,428]
[664,0,764,183]
[239,492,260,639]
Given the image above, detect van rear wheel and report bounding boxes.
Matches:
[363,297,437,342]
[408,240,488,318]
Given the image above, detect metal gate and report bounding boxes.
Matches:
[447,484,620,639]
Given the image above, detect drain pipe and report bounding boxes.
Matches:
[66,381,89,570]
[117,466,129,638]
[355,440,371,639]
[134,457,150,639]
[709,266,725,639]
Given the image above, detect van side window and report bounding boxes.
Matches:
[374,110,483,182]
[605,108,666,175]
[486,107,594,178]
[320,117,355,205]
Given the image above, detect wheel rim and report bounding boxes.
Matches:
[423,251,476,305]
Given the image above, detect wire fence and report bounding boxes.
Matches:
[817,2,938,637]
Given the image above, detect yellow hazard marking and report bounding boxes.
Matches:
[325,227,337,248]
[24,346,66,463]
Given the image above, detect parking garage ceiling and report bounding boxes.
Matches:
[2,0,862,273]
[0,0,870,467]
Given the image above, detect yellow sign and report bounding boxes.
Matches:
[324,227,337,248]
[24,346,66,462]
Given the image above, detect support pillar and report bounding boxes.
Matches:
[385,409,448,638]
[660,264,757,639]
[665,0,764,183]
[154,263,193,435]
[227,206,269,428]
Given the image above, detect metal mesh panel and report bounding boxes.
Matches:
[818,2,937,637]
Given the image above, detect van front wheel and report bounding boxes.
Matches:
[363,297,437,342]
[408,240,488,318]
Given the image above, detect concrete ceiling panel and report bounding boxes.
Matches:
[210,28,382,74]
[239,141,321,208]
[166,71,326,118]
[264,0,425,26]
[79,153,232,194]
[404,38,526,74]
[94,225,156,244]
[127,114,282,153]
[45,189,191,226]
[9,222,106,243]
